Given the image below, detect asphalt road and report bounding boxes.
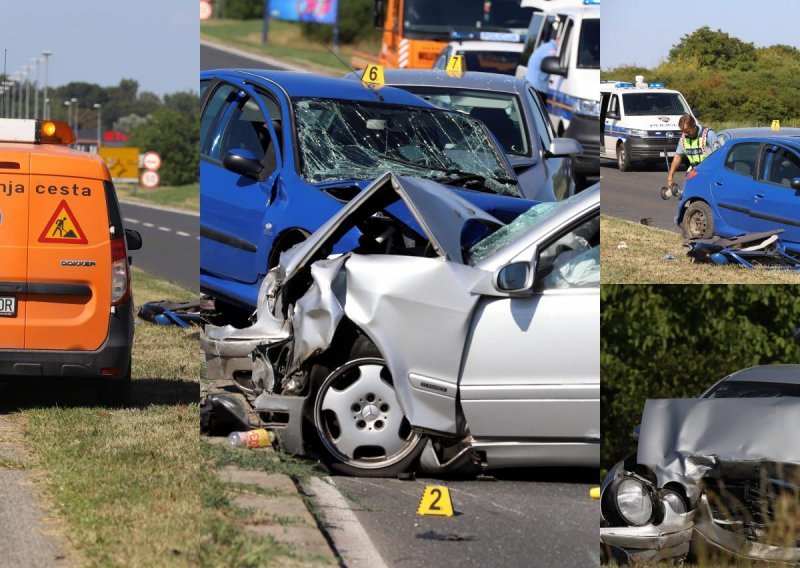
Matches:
[600,158,689,232]
[335,468,599,568]
[201,42,286,71]
[120,202,199,292]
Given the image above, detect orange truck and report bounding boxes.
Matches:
[0,119,142,404]
[357,0,534,69]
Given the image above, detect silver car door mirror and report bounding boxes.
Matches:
[493,261,533,294]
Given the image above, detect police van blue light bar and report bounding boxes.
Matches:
[584,0,600,5]
[450,30,521,43]
[615,82,635,88]
[648,82,665,88]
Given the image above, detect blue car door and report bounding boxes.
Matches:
[710,141,762,234]
[752,143,800,242]
[200,84,282,284]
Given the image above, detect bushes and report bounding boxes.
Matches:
[223,0,263,19]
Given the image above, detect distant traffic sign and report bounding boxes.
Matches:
[200,0,212,20]
[99,146,140,183]
[143,151,162,171]
[140,170,160,189]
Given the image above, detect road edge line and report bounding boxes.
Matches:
[299,476,389,568]
[118,199,199,217]
[201,39,310,73]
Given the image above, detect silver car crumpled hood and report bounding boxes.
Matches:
[638,398,800,502]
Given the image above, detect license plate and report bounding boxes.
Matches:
[0,296,17,317]
[660,151,676,158]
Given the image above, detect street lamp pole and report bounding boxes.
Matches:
[32,57,40,118]
[23,66,30,119]
[42,50,52,119]
[63,100,71,131]
[93,103,102,152]
[71,97,78,138]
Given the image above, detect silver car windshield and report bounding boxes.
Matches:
[468,198,570,263]
[293,97,520,196]
[401,87,529,156]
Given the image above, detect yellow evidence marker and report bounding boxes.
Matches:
[771,119,781,131]
[445,55,466,77]
[590,487,601,500]
[417,485,454,517]
[362,64,385,90]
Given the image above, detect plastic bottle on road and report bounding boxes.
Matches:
[227,429,276,448]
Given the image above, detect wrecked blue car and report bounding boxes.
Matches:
[675,136,800,264]
[200,70,532,318]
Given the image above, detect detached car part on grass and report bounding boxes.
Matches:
[202,173,600,476]
[600,366,800,565]
[685,230,800,269]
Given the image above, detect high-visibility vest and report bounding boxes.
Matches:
[681,127,710,165]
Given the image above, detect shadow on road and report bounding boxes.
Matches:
[0,377,198,414]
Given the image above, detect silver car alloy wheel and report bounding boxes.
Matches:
[314,358,422,470]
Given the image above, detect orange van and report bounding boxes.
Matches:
[0,119,142,403]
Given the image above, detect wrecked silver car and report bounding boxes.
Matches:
[202,173,599,476]
[600,365,800,564]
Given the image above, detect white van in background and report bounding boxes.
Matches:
[600,77,695,171]
[517,1,600,185]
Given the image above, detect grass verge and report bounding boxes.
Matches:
[600,215,800,284]
[201,19,381,76]
[18,269,200,566]
[116,183,199,213]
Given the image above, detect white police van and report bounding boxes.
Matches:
[600,77,695,171]
[433,30,525,76]
[517,0,600,184]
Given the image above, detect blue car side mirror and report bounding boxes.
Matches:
[223,149,264,178]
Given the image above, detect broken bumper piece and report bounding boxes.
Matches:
[601,505,695,563]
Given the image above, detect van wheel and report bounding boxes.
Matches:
[681,201,714,239]
[617,142,632,171]
[311,338,425,477]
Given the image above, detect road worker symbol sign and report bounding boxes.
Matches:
[362,65,385,89]
[38,200,88,244]
[417,485,454,517]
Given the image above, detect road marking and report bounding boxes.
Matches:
[143,222,154,228]
[123,218,140,224]
[176,231,191,237]
[158,226,172,232]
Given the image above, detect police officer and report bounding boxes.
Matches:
[526,26,560,108]
[667,114,718,187]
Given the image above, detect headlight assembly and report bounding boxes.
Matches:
[660,488,687,514]
[572,97,600,118]
[614,477,654,526]
[629,128,648,137]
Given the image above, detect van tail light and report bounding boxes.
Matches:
[110,236,130,305]
[686,169,699,181]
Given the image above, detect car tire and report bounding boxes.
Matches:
[312,340,425,478]
[617,142,632,172]
[681,201,715,239]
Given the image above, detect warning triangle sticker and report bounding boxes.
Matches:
[38,200,88,244]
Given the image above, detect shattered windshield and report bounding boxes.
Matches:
[468,199,567,263]
[293,97,520,196]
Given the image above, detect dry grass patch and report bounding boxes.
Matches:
[601,215,800,284]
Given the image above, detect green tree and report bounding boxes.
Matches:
[601,285,800,471]
[668,26,756,71]
[129,102,199,185]
[301,0,378,44]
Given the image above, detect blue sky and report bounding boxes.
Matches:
[602,0,800,69]
[3,1,198,94]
